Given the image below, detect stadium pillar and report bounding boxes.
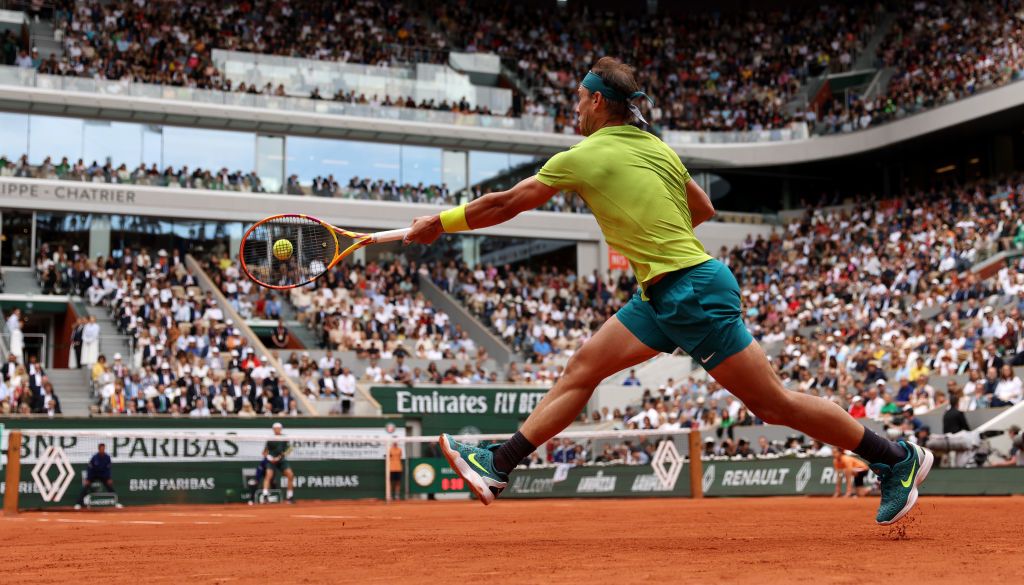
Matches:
[577,241,599,282]
[89,215,111,260]
[3,431,22,515]
[461,236,479,268]
[992,135,1014,175]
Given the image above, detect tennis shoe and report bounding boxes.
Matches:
[438,433,508,505]
[870,440,933,525]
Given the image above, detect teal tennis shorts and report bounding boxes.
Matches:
[616,258,753,371]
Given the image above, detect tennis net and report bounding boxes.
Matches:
[2,427,700,511]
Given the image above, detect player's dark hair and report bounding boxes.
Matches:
[591,56,640,121]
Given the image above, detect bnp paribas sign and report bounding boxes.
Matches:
[372,387,547,416]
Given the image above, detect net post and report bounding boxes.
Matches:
[384,438,392,504]
[688,430,703,499]
[4,431,22,516]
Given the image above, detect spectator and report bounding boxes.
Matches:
[623,369,641,386]
[942,388,971,435]
[80,316,100,368]
[992,365,1023,407]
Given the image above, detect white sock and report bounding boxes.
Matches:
[287,490,294,498]
[262,489,269,496]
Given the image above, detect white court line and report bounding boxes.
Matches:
[291,514,405,520]
[55,518,101,524]
[291,514,358,520]
[192,521,222,525]
[119,520,165,525]
[169,512,256,518]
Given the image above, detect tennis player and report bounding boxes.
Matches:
[405,57,931,525]
[261,422,296,504]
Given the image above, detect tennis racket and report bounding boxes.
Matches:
[239,214,410,290]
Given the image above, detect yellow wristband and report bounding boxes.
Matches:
[439,204,470,233]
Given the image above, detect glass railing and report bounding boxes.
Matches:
[213,49,513,115]
[0,66,554,134]
[661,123,810,145]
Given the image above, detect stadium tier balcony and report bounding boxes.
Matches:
[0,154,587,214]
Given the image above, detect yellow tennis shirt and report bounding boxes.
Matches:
[535,124,712,292]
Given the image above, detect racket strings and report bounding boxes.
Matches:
[241,216,337,288]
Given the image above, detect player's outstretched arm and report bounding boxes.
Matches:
[404,177,558,245]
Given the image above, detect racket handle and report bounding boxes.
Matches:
[370,228,411,243]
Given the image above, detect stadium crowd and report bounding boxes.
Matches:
[14,0,1018,136]
[204,255,534,393]
[60,245,302,416]
[433,261,635,363]
[440,1,881,133]
[814,0,1024,134]
[1,153,267,192]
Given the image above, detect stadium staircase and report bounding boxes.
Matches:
[83,304,133,364]
[790,11,895,123]
[2,268,41,294]
[416,274,515,364]
[275,300,321,349]
[47,367,92,415]
[59,305,129,415]
[28,17,62,61]
[853,12,895,71]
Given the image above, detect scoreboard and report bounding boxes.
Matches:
[409,458,471,494]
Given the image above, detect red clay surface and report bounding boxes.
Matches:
[4,496,1021,584]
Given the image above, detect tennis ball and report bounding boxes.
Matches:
[273,239,293,261]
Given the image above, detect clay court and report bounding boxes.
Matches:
[4,496,1020,584]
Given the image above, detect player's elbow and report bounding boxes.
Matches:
[693,203,714,227]
[700,203,716,223]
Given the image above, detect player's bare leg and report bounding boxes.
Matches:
[707,341,932,523]
[284,469,296,503]
[517,316,659,444]
[706,342,866,449]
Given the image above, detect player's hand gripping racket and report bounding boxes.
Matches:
[239,214,409,290]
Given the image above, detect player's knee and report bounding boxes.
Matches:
[748,392,793,425]
[561,354,602,389]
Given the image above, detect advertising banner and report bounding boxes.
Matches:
[370,386,547,435]
[0,417,401,508]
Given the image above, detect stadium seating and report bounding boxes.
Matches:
[14,0,1017,137]
[68,247,297,416]
[433,261,635,362]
